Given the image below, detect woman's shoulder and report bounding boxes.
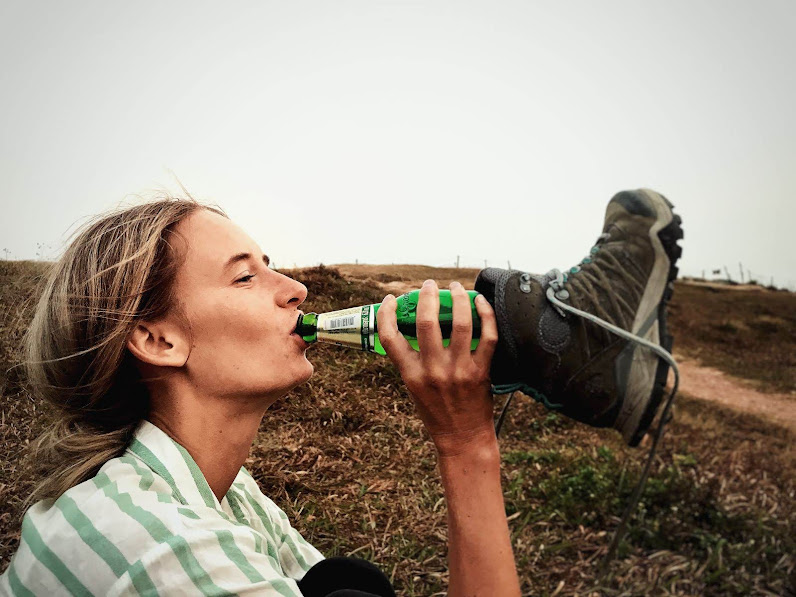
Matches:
[6,458,294,595]
[23,453,193,543]
[22,452,241,556]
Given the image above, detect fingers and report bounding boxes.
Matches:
[376,294,415,367]
[416,279,444,363]
[447,281,473,356]
[472,294,499,372]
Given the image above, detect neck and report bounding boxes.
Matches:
[148,380,275,502]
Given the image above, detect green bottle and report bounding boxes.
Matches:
[295,289,482,355]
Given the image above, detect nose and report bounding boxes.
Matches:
[275,272,307,308]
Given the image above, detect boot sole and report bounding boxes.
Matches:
[624,191,683,446]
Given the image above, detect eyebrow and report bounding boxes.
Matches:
[223,252,271,271]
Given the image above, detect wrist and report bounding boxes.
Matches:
[433,427,500,461]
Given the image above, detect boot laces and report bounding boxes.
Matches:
[542,231,678,396]
[547,232,644,332]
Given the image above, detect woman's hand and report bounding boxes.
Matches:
[377,278,520,597]
[376,279,499,456]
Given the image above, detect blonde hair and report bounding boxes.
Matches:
[24,197,225,506]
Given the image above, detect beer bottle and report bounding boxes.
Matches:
[295,289,481,355]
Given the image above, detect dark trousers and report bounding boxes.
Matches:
[297,556,396,597]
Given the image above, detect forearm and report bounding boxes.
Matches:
[437,433,520,597]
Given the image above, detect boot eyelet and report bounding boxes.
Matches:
[519,272,532,293]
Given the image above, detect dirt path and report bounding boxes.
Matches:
[674,354,796,432]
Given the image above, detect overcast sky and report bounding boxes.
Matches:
[1,1,794,289]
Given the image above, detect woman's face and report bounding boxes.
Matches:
[170,208,313,402]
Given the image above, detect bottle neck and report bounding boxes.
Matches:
[295,312,319,343]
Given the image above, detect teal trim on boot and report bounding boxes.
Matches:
[491,382,564,411]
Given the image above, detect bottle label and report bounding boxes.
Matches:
[325,313,358,330]
[316,306,375,352]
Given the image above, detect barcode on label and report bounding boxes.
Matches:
[327,315,357,330]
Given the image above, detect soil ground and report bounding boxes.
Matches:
[1,261,794,595]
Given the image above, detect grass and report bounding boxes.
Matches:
[1,262,794,595]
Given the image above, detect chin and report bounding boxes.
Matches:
[301,360,314,380]
[294,358,314,386]
[267,357,313,395]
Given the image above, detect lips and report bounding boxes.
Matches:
[291,331,310,349]
[290,311,309,348]
[290,311,305,335]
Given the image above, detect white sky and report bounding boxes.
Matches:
[1,1,794,289]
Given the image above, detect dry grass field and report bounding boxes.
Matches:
[1,261,794,595]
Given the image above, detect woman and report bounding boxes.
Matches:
[1,198,521,596]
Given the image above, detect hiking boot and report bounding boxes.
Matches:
[475,189,683,446]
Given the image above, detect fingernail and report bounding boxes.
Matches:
[451,281,462,290]
[475,294,486,305]
[382,294,395,304]
[423,279,434,287]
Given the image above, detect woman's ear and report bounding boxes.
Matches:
[127,319,190,367]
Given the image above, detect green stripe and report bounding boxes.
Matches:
[55,494,129,576]
[94,473,225,596]
[234,483,279,538]
[236,484,311,571]
[213,530,265,583]
[213,530,297,597]
[225,491,248,524]
[171,441,217,508]
[227,483,282,569]
[7,565,36,597]
[225,491,274,565]
[119,455,155,492]
[128,561,162,597]
[178,508,201,520]
[128,439,187,504]
[21,516,92,596]
[52,477,159,595]
[120,456,174,505]
[173,505,281,573]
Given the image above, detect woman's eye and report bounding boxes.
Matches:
[236,274,256,283]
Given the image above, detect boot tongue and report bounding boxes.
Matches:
[476,267,552,344]
[474,267,502,306]
[475,267,527,384]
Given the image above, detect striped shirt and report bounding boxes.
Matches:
[1,420,324,596]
